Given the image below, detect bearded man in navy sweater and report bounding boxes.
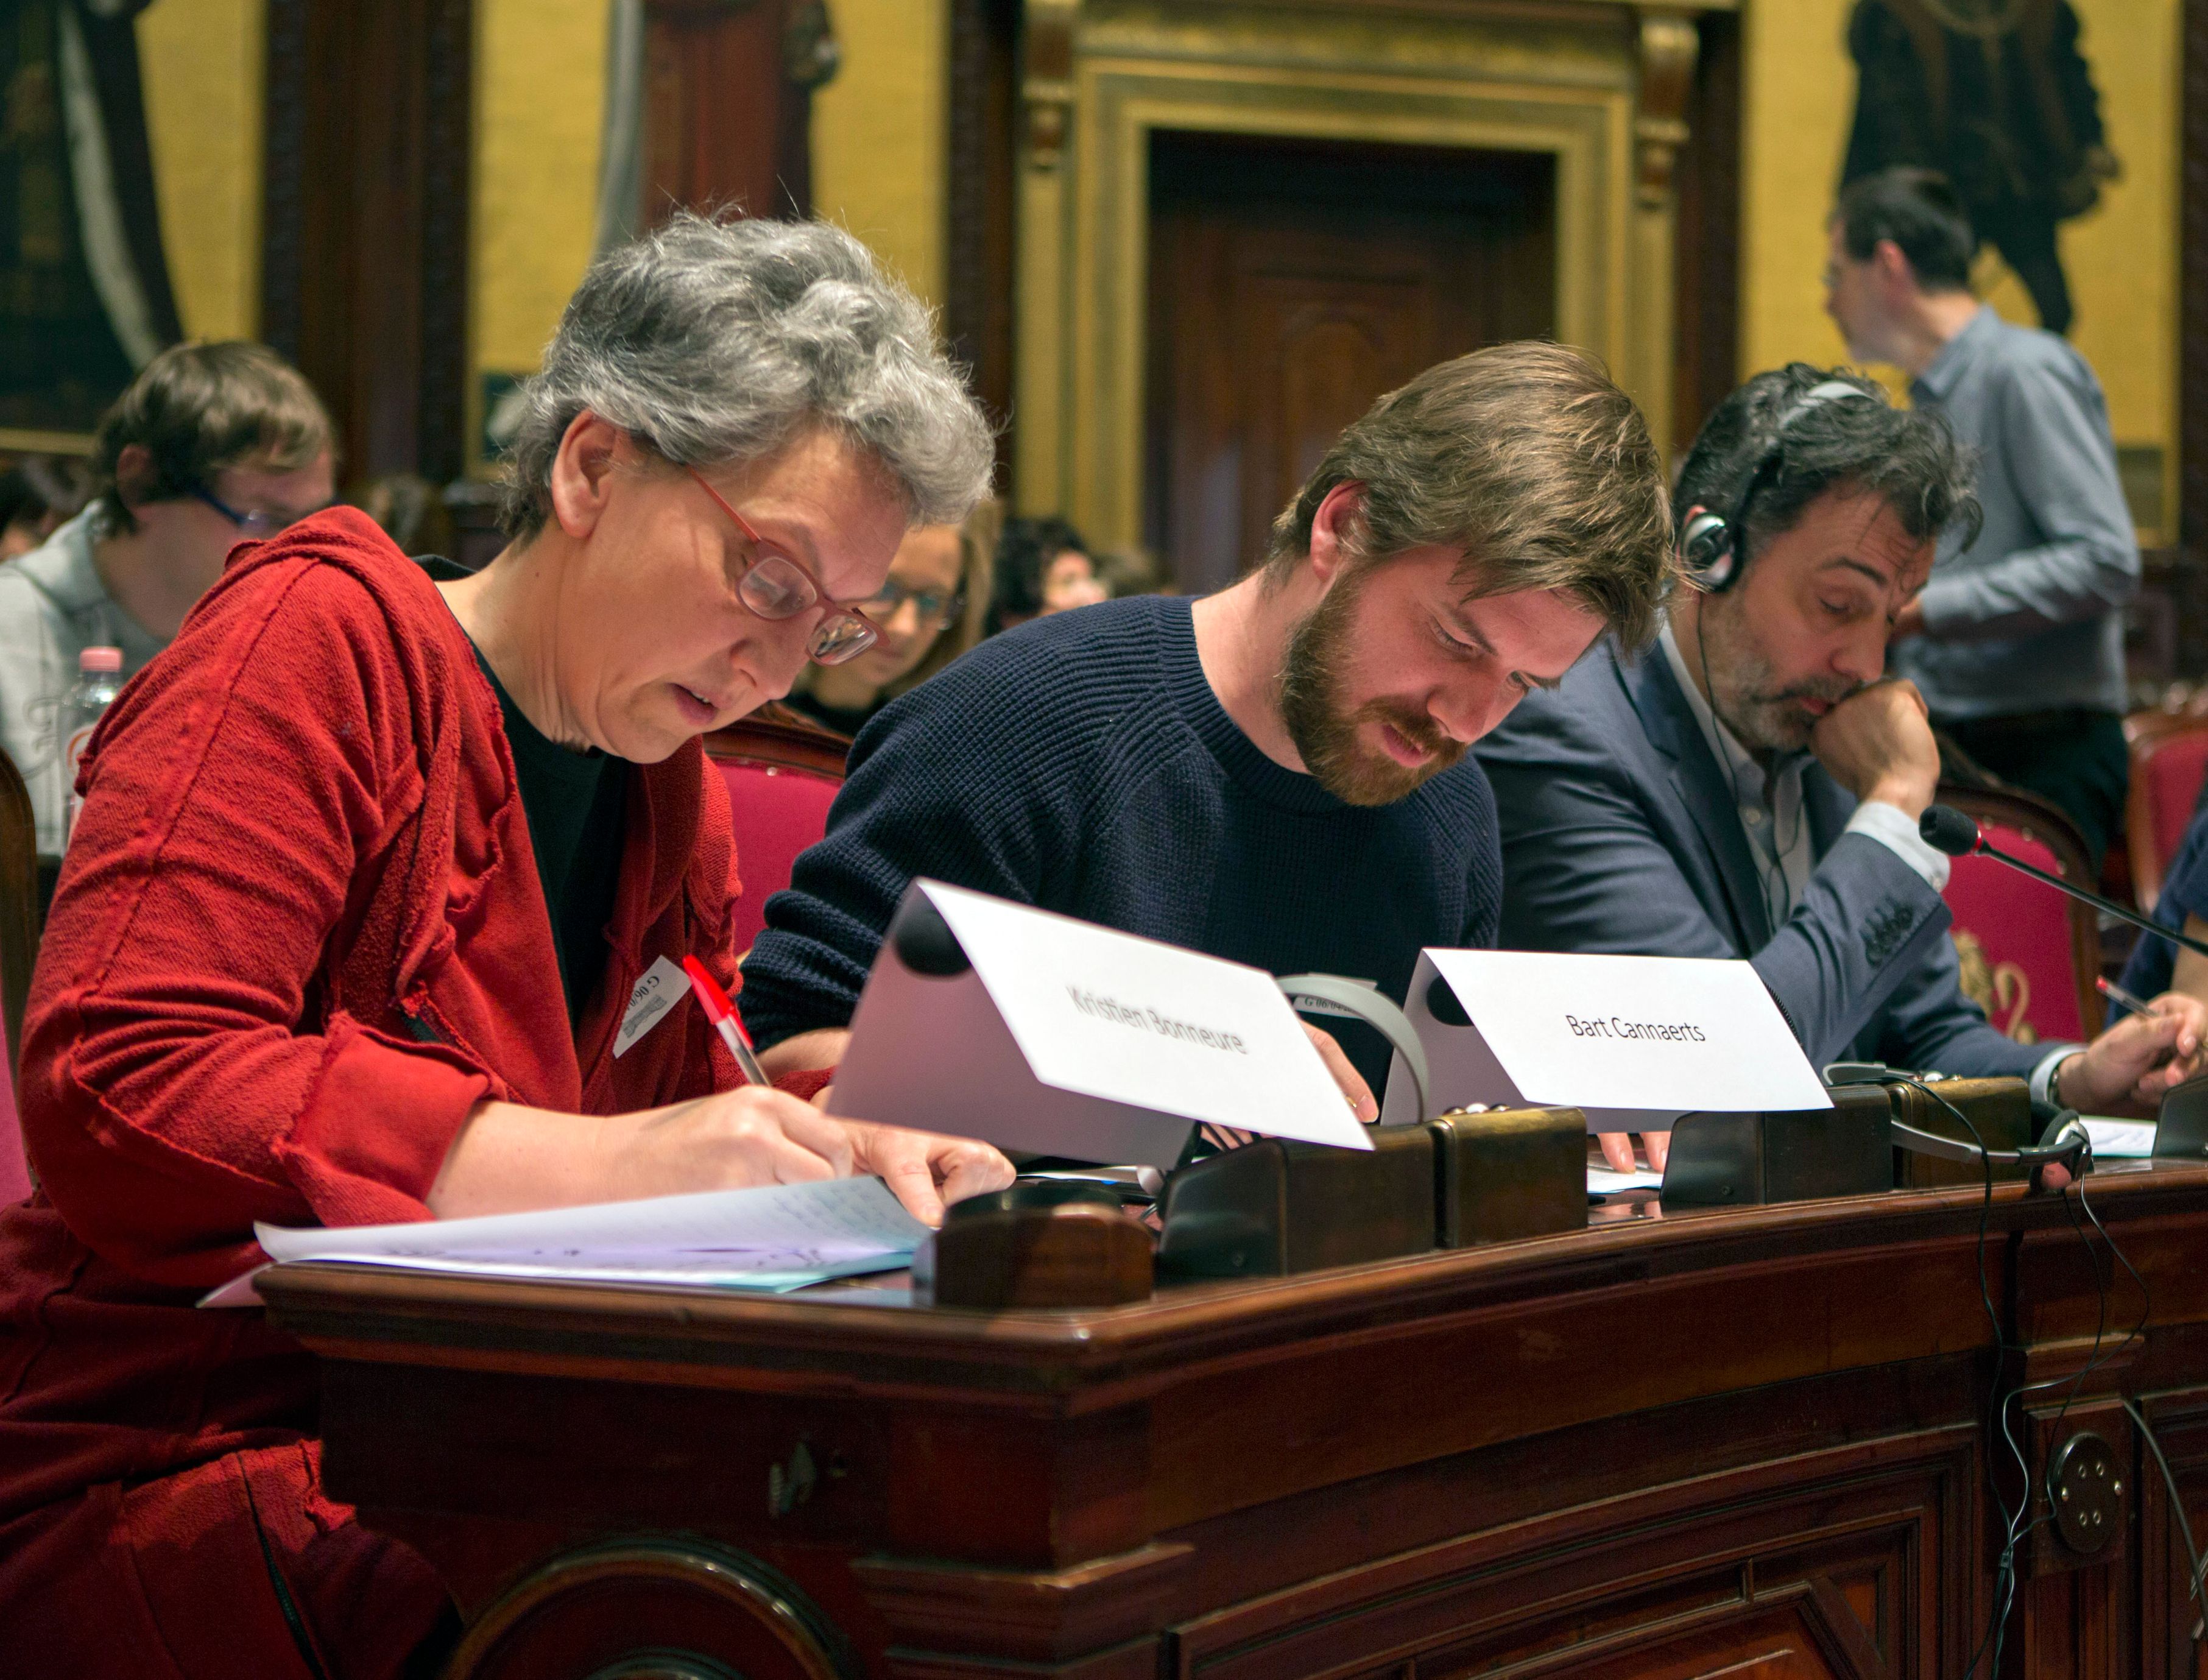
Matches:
[743,343,1677,1113]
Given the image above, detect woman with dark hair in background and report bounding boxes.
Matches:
[987,513,1109,631]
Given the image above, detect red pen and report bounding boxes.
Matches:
[683,956,770,1087]
[2097,974,2154,1017]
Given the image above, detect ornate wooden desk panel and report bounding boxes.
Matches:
[263,1165,2208,1679]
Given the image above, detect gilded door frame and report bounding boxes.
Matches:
[1014,1,1730,546]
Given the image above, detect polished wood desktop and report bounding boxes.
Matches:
[264,1161,2208,1678]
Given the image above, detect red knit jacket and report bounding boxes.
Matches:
[0,507,742,1528]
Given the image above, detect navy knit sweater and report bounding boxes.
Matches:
[739,595,1504,1087]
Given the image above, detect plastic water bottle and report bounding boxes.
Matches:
[59,646,123,845]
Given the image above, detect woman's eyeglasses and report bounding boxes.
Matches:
[686,468,881,666]
[861,579,964,627]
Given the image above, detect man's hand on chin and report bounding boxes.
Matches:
[1809,677,1938,817]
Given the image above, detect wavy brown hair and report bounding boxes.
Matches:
[92,342,333,533]
[1265,341,1676,651]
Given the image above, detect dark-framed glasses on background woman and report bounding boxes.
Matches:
[861,578,964,627]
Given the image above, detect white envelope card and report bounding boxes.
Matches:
[828,881,1373,1168]
[1378,948,1830,1132]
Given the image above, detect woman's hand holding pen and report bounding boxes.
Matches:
[684,957,1015,1222]
[430,1088,854,1220]
[429,1087,1011,1227]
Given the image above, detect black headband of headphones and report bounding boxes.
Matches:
[1679,379,1880,594]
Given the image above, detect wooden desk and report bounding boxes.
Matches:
[264,1163,2208,1679]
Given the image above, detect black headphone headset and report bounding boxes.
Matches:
[1678,379,1881,593]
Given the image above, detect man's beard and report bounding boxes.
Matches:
[1278,571,1464,806]
[1699,601,1857,753]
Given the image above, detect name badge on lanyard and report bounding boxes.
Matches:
[614,955,692,1057]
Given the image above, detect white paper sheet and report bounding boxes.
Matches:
[200,1176,927,1307]
[2081,1117,2157,1159]
[1587,1165,1664,1196]
[831,880,1372,1167]
[924,881,1373,1150]
[1382,948,1830,1131]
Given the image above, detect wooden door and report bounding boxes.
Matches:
[1145,131,1555,593]
[640,0,825,225]
[262,0,473,483]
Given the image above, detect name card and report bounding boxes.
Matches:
[829,881,1373,1168]
[1377,949,1829,1131]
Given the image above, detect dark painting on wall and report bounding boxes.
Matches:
[1842,0,2119,337]
[1,0,177,439]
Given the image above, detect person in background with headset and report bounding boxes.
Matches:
[1476,366,2204,1172]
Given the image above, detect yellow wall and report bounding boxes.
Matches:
[141,0,613,461]
[473,0,607,387]
[137,0,263,342]
[461,0,947,468]
[1741,0,2178,524]
[810,0,949,307]
[171,0,2179,503]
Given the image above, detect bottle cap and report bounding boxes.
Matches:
[79,647,122,674]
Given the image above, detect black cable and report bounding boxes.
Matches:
[1891,1076,2197,1661]
[1989,1143,2125,1573]
[2078,1176,2207,1646]
[1888,1074,2014,1680]
[2065,1150,2148,1380]
[2126,1394,2208,1643]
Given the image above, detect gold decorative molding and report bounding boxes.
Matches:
[0,429,95,457]
[1632,6,1699,208]
[1014,0,1732,534]
[1023,0,1081,170]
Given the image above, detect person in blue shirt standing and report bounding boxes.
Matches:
[1822,167,2138,869]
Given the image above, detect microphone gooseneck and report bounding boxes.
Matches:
[1918,803,2208,964]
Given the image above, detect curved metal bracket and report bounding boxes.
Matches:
[1276,973,1428,1124]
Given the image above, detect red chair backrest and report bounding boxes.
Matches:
[0,1049,25,1207]
[1936,783,2102,1048]
[714,760,842,956]
[2126,712,2208,911]
[0,743,33,1204]
[703,709,850,959]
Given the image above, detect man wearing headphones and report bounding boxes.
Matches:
[1476,366,2203,1170]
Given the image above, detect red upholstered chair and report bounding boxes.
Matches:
[2125,710,2208,912]
[0,1046,24,1207]
[0,746,34,1201]
[702,705,850,960]
[1936,782,2103,1049]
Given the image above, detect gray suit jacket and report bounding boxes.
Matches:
[1474,638,2042,1079]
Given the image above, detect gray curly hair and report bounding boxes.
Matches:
[499,213,994,540]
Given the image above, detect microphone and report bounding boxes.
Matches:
[1919,803,2208,962]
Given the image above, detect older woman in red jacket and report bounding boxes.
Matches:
[0,214,1013,1677]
